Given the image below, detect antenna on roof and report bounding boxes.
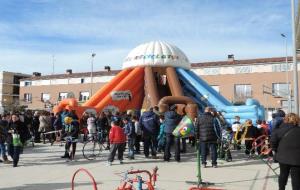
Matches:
[52,54,55,75]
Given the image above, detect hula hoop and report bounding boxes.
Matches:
[71,168,98,190]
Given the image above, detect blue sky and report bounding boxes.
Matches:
[0,0,293,74]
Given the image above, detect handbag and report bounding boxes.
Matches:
[12,133,23,147]
[172,116,195,138]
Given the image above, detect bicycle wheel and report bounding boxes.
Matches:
[82,140,101,160]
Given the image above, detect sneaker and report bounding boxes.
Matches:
[61,154,70,159]
[3,160,12,164]
[107,161,112,166]
[212,164,218,168]
[119,160,123,164]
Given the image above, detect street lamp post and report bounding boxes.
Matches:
[291,0,299,114]
[281,33,292,113]
[91,53,96,97]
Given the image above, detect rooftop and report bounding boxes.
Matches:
[20,70,121,81]
[21,56,295,81]
[191,56,293,67]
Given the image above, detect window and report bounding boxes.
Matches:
[41,93,50,102]
[203,68,220,75]
[272,64,291,72]
[272,83,290,97]
[24,93,32,102]
[211,85,220,93]
[58,92,68,101]
[79,91,90,101]
[281,100,294,108]
[234,84,252,99]
[235,66,252,74]
[24,81,32,86]
[81,78,85,84]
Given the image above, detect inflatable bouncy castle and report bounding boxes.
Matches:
[53,41,265,124]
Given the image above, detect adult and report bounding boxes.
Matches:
[87,113,96,135]
[163,105,182,162]
[195,107,220,168]
[271,113,300,190]
[0,114,11,164]
[7,114,27,167]
[32,111,40,143]
[271,109,286,131]
[139,107,160,158]
[61,117,79,160]
[39,111,52,144]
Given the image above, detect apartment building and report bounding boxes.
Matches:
[19,56,298,113]
[0,71,31,113]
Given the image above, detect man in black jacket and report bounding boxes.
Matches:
[195,107,220,168]
[139,107,160,158]
[163,105,182,162]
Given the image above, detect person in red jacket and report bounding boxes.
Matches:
[107,119,126,166]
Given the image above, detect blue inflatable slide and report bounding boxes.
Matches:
[176,68,265,125]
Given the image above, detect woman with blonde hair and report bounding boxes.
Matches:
[271,113,300,190]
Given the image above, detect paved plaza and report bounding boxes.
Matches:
[0,142,291,190]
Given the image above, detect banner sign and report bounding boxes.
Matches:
[110,91,132,101]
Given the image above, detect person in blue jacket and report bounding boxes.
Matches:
[123,117,136,159]
[157,115,166,153]
[163,105,182,162]
[139,107,160,159]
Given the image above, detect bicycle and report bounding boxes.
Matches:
[82,131,108,160]
[116,166,158,190]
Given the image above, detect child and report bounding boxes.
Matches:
[219,126,233,162]
[232,116,242,150]
[107,119,126,166]
[157,115,166,153]
[132,115,141,154]
[123,117,136,159]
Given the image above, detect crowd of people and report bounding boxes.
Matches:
[0,107,299,189]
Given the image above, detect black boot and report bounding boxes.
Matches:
[61,152,70,159]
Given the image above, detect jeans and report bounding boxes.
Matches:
[0,143,7,158]
[143,135,157,157]
[279,163,300,190]
[200,142,218,165]
[164,134,180,161]
[127,138,135,159]
[135,135,142,153]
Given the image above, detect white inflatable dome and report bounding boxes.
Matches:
[122,41,190,69]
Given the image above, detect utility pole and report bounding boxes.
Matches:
[281,34,292,113]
